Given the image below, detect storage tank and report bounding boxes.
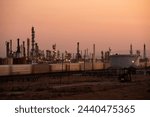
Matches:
[110,54,138,68]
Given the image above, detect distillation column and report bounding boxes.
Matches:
[31,27,35,58]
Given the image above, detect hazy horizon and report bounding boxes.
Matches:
[0,0,150,58]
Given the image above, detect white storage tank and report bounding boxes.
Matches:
[110,54,138,68]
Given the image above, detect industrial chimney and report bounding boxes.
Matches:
[77,42,79,55]
[143,44,146,59]
[86,48,89,59]
[101,51,104,62]
[10,40,12,56]
[130,44,133,55]
[5,41,9,58]
[16,38,20,53]
[76,42,81,61]
[16,38,21,58]
[93,44,95,63]
[27,38,30,60]
[23,41,26,57]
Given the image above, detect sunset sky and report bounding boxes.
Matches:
[0,0,150,57]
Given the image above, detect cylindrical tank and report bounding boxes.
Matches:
[110,54,137,68]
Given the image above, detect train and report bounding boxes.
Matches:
[0,62,110,76]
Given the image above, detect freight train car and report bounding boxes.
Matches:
[32,64,49,74]
[0,62,106,76]
[0,65,10,76]
[11,64,32,75]
[50,63,64,72]
[0,64,32,76]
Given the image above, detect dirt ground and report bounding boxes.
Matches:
[0,75,150,100]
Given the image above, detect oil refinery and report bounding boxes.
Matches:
[0,27,150,100]
[0,27,149,76]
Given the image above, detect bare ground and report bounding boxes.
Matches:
[0,75,150,100]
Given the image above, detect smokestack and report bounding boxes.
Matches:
[17,38,20,54]
[27,38,30,60]
[130,44,133,55]
[10,40,12,56]
[101,51,104,62]
[93,44,95,63]
[77,42,79,54]
[5,41,9,58]
[23,41,26,57]
[76,42,80,61]
[143,44,146,59]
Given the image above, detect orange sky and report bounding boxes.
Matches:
[0,0,150,57]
